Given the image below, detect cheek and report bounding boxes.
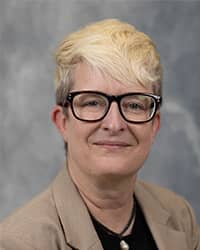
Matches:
[67,120,95,146]
[132,128,155,166]
[132,124,156,148]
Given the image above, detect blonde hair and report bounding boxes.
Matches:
[55,19,162,104]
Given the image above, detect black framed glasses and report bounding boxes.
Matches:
[59,91,162,124]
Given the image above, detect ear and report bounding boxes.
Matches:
[151,111,161,141]
[51,105,68,141]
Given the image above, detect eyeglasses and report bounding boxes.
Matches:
[59,91,162,124]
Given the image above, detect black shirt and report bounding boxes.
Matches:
[91,198,158,250]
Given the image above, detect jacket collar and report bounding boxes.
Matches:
[52,167,188,250]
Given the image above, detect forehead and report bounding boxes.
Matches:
[72,62,153,94]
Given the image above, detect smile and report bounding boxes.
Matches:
[93,141,131,148]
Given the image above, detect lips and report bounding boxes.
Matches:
[93,140,131,147]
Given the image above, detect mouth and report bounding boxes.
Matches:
[93,141,131,149]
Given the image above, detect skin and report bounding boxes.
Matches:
[52,62,160,233]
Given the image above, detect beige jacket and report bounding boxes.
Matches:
[0,167,200,250]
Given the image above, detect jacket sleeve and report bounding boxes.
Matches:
[0,224,72,250]
[0,230,35,250]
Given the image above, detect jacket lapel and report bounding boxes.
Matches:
[52,167,103,250]
[135,181,189,250]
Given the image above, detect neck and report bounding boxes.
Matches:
[68,163,137,234]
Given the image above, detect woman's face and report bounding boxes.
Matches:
[53,62,160,182]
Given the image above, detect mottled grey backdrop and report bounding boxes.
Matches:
[0,0,200,222]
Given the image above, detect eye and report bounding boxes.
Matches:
[81,98,106,107]
[123,101,145,112]
[128,102,144,110]
[74,94,107,109]
[82,100,99,106]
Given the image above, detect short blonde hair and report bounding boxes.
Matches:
[55,19,162,104]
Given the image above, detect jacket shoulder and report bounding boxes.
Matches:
[0,187,67,249]
[136,180,200,248]
[136,180,195,217]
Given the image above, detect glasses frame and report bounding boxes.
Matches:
[60,90,162,124]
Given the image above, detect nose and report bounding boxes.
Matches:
[100,102,127,133]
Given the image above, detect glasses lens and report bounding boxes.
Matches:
[121,94,156,122]
[73,93,108,121]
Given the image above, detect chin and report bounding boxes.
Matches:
[91,159,139,178]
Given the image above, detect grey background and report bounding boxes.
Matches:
[0,0,200,222]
